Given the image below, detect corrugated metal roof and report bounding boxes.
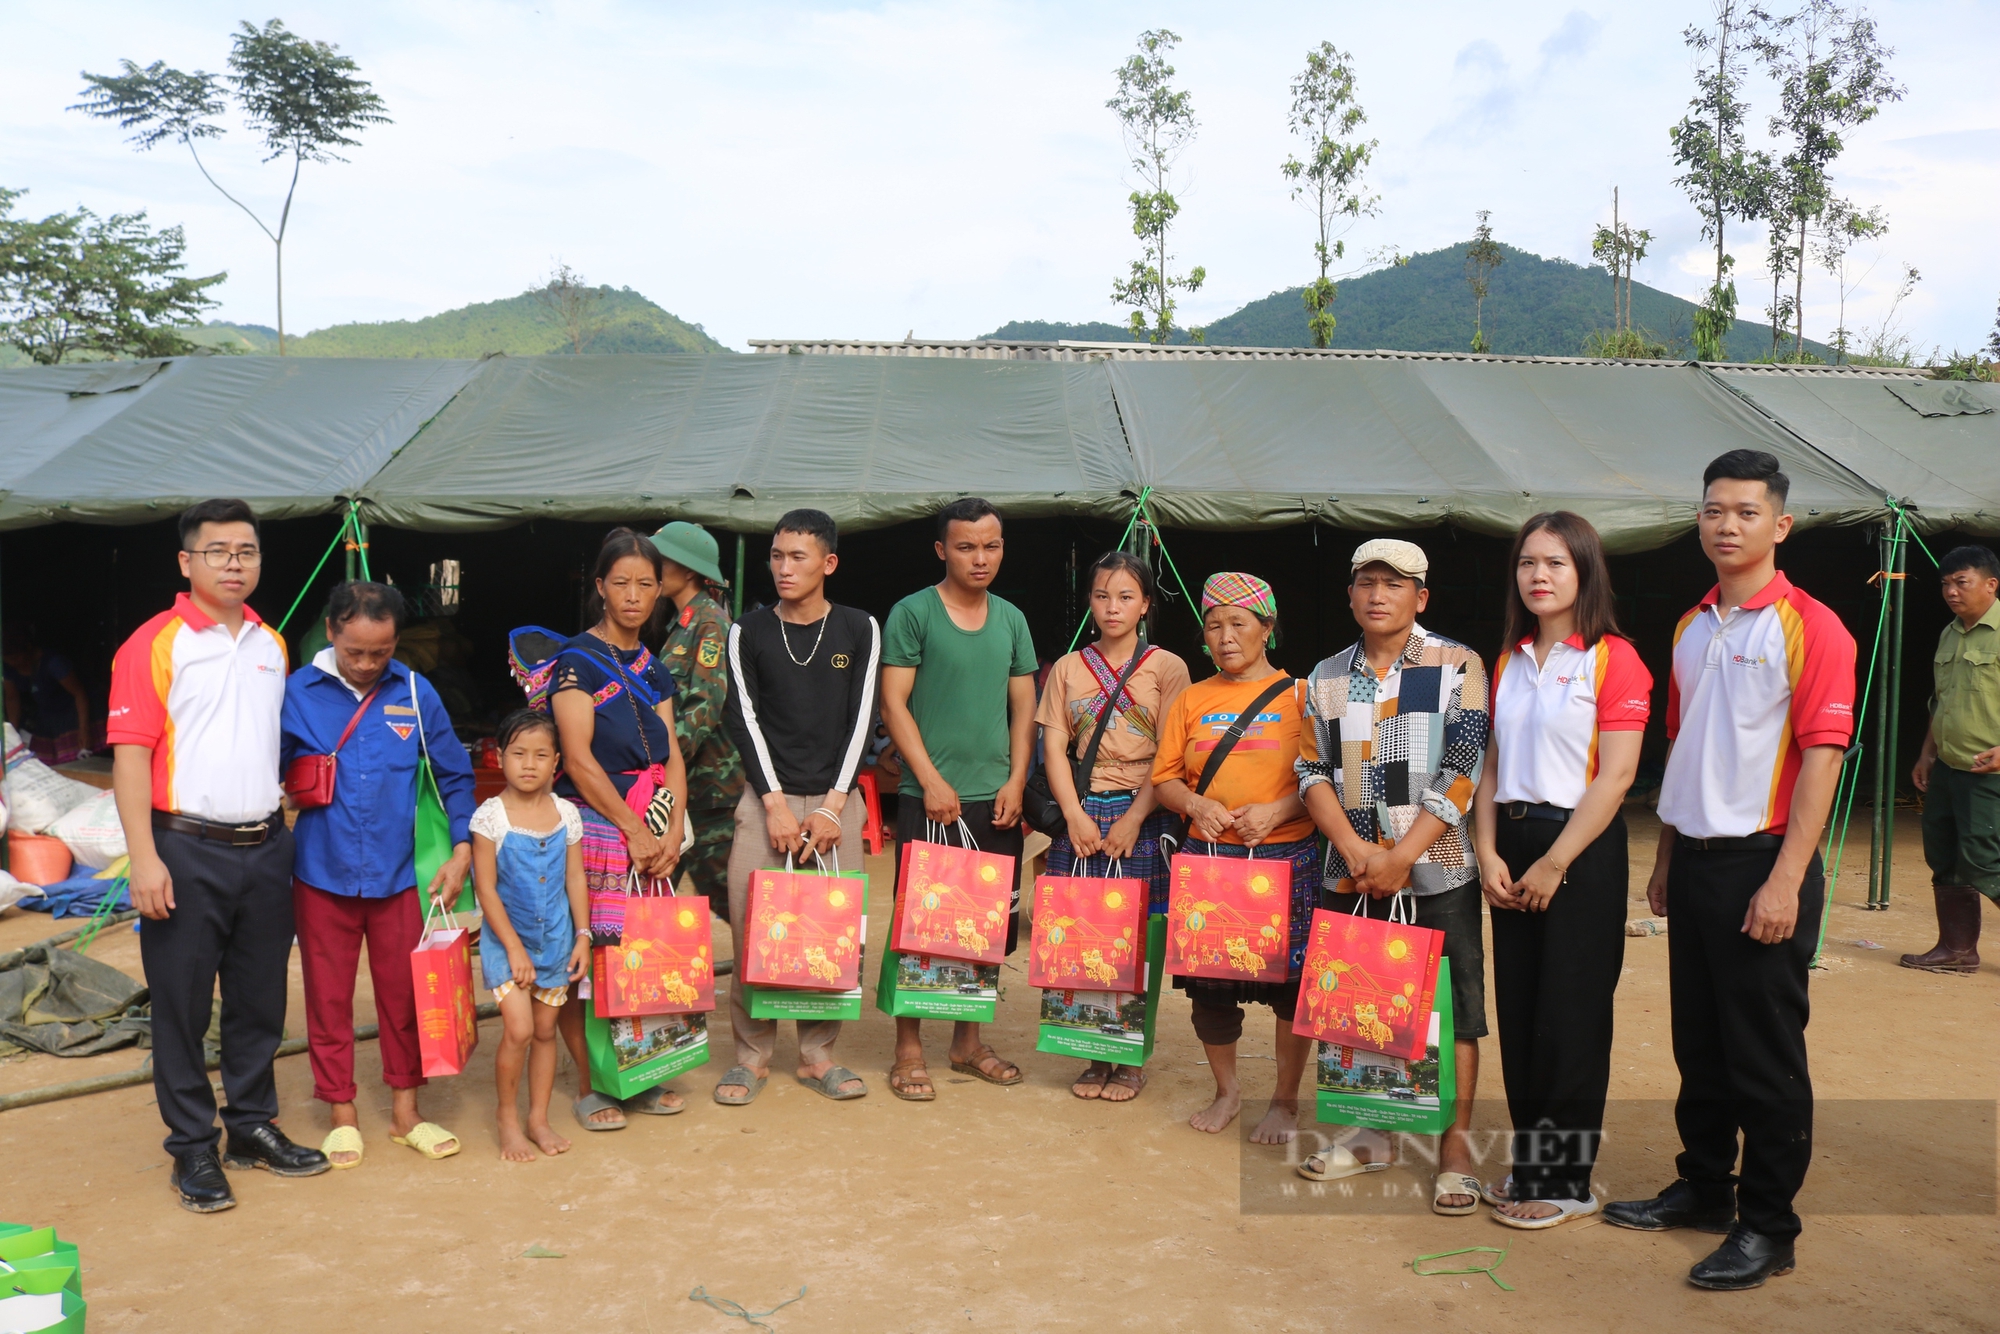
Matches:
[747,337,1935,376]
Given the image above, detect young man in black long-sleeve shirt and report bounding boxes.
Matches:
[718,509,880,1104]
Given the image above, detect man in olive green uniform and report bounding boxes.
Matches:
[653,522,746,922]
[1907,544,2000,972]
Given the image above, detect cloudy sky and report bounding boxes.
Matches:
[4,1,1994,354]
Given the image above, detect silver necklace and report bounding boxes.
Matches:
[778,611,829,667]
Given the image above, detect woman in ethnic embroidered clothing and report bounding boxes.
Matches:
[1151,572,1319,1143]
[552,528,691,1129]
[1036,552,1191,1103]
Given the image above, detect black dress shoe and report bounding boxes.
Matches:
[223,1121,332,1178]
[1602,1179,1736,1233]
[1689,1226,1797,1290]
[170,1151,237,1213]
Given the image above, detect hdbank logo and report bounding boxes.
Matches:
[1730,654,1768,669]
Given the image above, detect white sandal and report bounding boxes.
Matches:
[1491,1193,1601,1230]
[1432,1171,1484,1215]
[1296,1145,1390,1182]
[1481,1173,1514,1207]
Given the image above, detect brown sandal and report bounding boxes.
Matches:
[1100,1066,1147,1102]
[888,1057,936,1102]
[949,1044,1023,1086]
[1071,1064,1111,1099]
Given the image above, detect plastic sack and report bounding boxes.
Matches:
[46,791,126,870]
[0,871,43,913]
[0,757,96,836]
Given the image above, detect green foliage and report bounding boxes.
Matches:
[1931,352,1994,383]
[1281,42,1377,349]
[1107,29,1205,344]
[980,242,1831,360]
[75,20,391,352]
[1590,190,1652,338]
[0,187,225,364]
[197,285,724,359]
[1582,327,1672,359]
[1464,212,1504,350]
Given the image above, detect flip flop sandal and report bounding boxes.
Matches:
[1071,1066,1111,1099]
[1296,1145,1389,1182]
[888,1058,936,1102]
[797,1066,868,1101]
[572,1092,628,1130]
[949,1044,1024,1086]
[712,1065,768,1106]
[624,1086,687,1116]
[1481,1174,1514,1208]
[390,1122,461,1160]
[1491,1193,1601,1230]
[1100,1067,1147,1102]
[1433,1171,1484,1216]
[320,1125,364,1169]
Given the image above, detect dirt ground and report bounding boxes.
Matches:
[2,808,1995,1333]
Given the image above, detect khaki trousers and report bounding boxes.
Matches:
[726,788,865,1071]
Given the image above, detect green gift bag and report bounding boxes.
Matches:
[874,948,1000,1021]
[1314,957,1457,1134]
[0,1225,81,1295]
[411,674,474,914]
[1035,914,1166,1067]
[742,870,869,1022]
[0,1264,85,1334]
[582,1000,710,1099]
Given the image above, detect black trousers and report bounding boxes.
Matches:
[141,824,297,1157]
[1489,813,1628,1201]
[1668,839,1822,1241]
[895,798,1024,956]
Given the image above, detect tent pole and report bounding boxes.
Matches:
[1881,515,1908,909]
[343,508,357,583]
[1868,525,1890,909]
[733,534,745,619]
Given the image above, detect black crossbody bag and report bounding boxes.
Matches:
[1023,645,1154,838]
[1159,674,1297,855]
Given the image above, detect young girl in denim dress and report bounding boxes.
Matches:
[471,710,588,1163]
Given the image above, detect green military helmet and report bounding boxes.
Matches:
[650,521,729,586]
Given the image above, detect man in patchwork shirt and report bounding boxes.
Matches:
[1296,538,1492,1215]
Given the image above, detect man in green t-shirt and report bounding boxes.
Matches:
[879,497,1038,1101]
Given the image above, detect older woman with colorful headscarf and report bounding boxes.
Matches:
[1151,572,1319,1145]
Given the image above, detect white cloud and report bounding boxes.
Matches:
[1,0,1990,353]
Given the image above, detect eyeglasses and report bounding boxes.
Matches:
[188,546,262,569]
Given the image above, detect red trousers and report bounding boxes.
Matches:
[293,880,425,1102]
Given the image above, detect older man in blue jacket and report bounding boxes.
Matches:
[281,581,476,1167]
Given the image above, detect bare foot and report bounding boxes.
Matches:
[1188,1089,1241,1134]
[1496,1199,1562,1221]
[498,1123,537,1163]
[1249,1099,1299,1145]
[526,1122,571,1157]
[1072,1064,1111,1100]
[326,1102,362,1167]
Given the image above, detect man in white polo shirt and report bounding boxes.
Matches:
[109,499,329,1213]
[1603,451,1855,1291]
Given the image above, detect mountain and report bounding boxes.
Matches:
[981,243,1831,362]
[198,285,727,358]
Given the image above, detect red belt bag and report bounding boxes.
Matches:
[283,685,378,810]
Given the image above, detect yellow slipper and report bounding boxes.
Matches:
[390,1121,461,1160]
[321,1125,365,1169]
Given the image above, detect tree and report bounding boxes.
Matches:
[0,187,224,364]
[1281,42,1378,349]
[1987,295,2000,363]
[533,262,607,355]
[75,20,390,355]
[1753,0,1903,361]
[1464,211,1503,353]
[1590,187,1654,345]
[1107,29,1205,344]
[1671,1,1776,361]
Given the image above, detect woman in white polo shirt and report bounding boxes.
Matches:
[1472,511,1651,1229]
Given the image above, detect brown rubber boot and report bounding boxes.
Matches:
[1899,885,1983,972]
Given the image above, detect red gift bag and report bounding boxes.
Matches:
[1164,847,1292,984]
[592,891,715,1016]
[1291,895,1442,1061]
[743,860,867,991]
[891,824,1013,965]
[1028,870,1147,991]
[411,905,479,1077]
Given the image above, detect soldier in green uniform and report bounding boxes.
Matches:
[652,522,747,921]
